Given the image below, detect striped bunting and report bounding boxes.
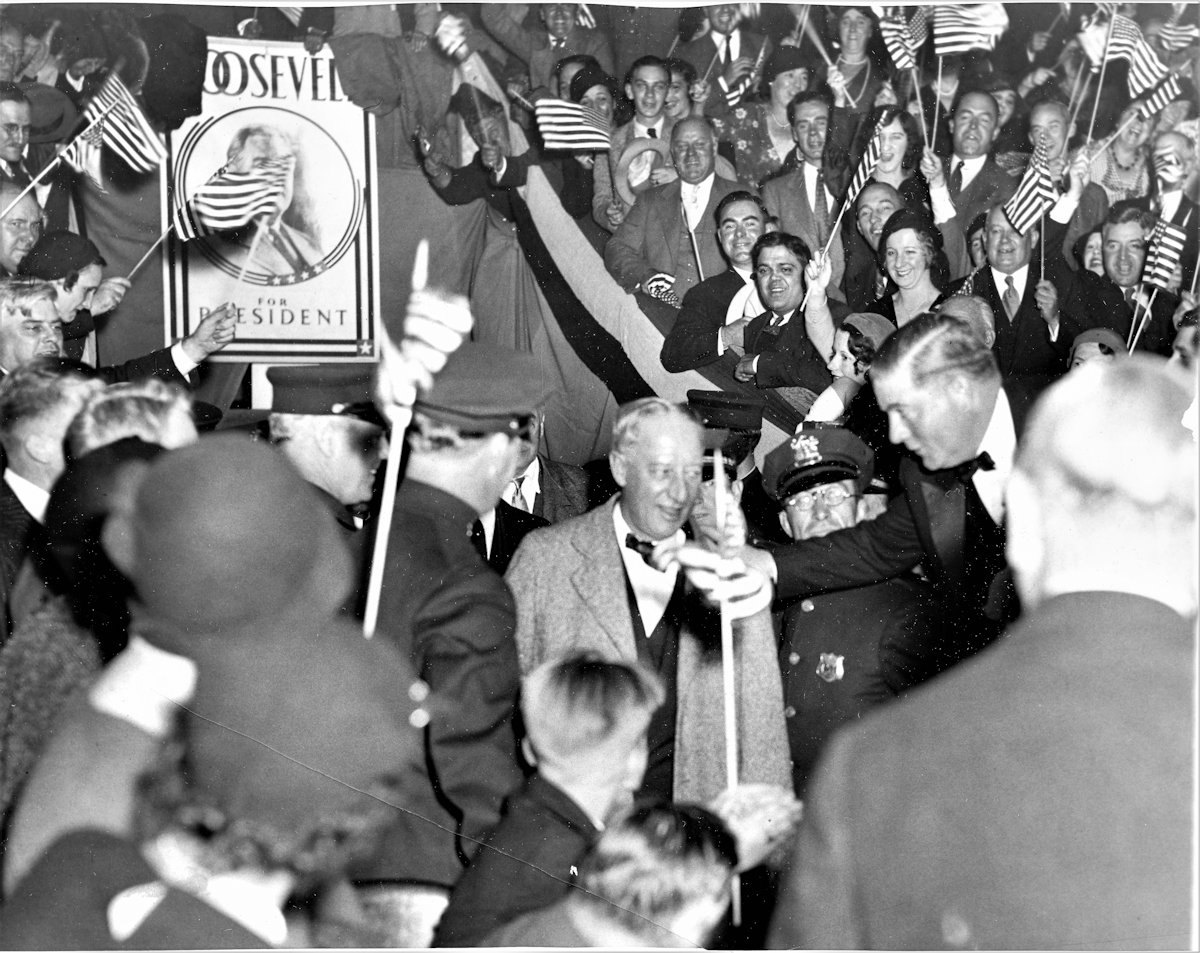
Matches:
[83,72,167,174]
[1144,217,1187,291]
[173,159,293,241]
[932,4,1008,56]
[534,99,611,152]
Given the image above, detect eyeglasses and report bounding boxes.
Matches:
[0,123,29,140]
[786,484,856,511]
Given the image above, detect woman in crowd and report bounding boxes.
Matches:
[861,104,928,210]
[869,208,953,326]
[707,46,813,189]
[823,5,886,132]
[1073,228,1104,276]
[1086,99,1156,205]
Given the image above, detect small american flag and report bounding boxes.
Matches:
[1083,13,1170,96]
[932,4,1008,56]
[1003,140,1056,236]
[83,72,167,174]
[534,99,611,152]
[880,7,929,71]
[59,120,107,190]
[1159,4,1199,51]
[1135,75,1183,122]
[1143,217,1187,291]
[173,159,293,242]
[843,119,886,211]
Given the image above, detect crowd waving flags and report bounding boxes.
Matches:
[879,6,929,71]
[81,72,168,174]
[1077,10,1169,97]
[931,4,1009,55]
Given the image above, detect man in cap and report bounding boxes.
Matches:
[749,311,1027,689]
[262,363,387,617]
[770,358,1195,950]
[763,424,930,795]
[507,396,791,806]
[3,434,370,894]
[1069,327,1128,369]
[352,341,546,892]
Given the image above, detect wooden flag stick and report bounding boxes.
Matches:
[799,193,855,312]
[363,240,429,638]
[912,67,928,144]
[1191,244,1200,297]
[126,226,172,282]
[665,32,681,59]
[711,446,741,927]
[1129,287,1160,352]
[803,14,833,67]
[1066,59,1085,117]
[702,45,722,83]
[1085,14,1117,146]
[1040,208,1045,277]
[684,200,706,283]
[930,56,944,150]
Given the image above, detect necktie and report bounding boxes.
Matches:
[949,160,963,197]
[625,533,656,564]
[722,36,732,71]
[507,476,528,512]
[814,168,829,244]
[951,451,996,486]
[1124,286,1136,306]
[7,162,29,188]
[1002,276,1019,321]
[646,126,657,139]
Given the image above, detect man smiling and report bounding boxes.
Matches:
[943,90,1017,235]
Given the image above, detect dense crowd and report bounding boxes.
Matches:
[0,3,1196,950]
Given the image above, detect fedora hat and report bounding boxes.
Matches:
[24,83,79,145]
[614,137,738,207]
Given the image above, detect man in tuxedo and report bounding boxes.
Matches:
[660,190,769,372]
[507,397,791,805]
[677,3,770,113]
[604,117,743,302]
[974,203,1082,402]
[761,91,846,297]
[943,90,1018,237]
[731,232,836,403]
[769,357,1195,950]
[748,312,1024,683]
[0,357,102,645]
[1061,203,1183,357]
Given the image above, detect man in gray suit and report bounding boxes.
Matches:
[506,397,790,805]
[605,118,745,304]
[943,89,1018,237]
[768,356,1196,950]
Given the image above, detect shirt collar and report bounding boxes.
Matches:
[613,499,684,549]
[87,635,199,737]
[517,455,541,507]
[953,153,987,173]
[991,262,1029,288]
[634,118,661,137]
[977,387,1017,474]
[733,264,753,281]
[3,468,50,524]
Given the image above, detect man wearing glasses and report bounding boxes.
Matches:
[747,311,1029,690]
[0,84,74,232]
[762,423,929,796]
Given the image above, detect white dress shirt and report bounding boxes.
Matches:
[508,456,541,512]
[802,161,833,213]
[712,28,743,92]
[3,469,49,524]
[613,502,682,635]
[681,174,715,231]
[972,387,1017,525]
[951,153,987,192]
[88,635,199,737]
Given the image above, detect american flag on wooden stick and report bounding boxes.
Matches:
[843,119,886,211]
[534,99,612,152]
[931,4,1008,56]
[1079,12,1168,96]
[172,159,293,242]
[83,72,167,173]
[1135,75,1183,122]
[880,6,929,70]
[1158,4,1198,51]
[1003,139,1056,236]
[1143,217,1187,291]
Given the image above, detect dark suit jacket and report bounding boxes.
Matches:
[1061,271,1180,358]
[352,479,524,886]
[604,175,744,300]
[473,501,550,575]
[0,478,46,648]
[660,268,747,372]
[432,775,601,947]
[1134,193,1200,292]
[480,5,614,92]
[744,309,834,393]
[761,165,846,295]
[769,592,1193,950]
[773,388,1027,662]
[946,155,1018,237]
[534,457,590,524]
[98,348,190,387]
[677,29,771,114]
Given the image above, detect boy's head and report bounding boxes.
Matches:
[625,56,670,123]
[521,653,663,811]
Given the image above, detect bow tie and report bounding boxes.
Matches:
[950,451,995,485]
[625,533,657,564]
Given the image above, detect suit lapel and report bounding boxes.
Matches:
[568,501,637,658]
[914,469,967,586]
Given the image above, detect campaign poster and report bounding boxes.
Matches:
[163,37,378,362]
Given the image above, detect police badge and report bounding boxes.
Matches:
[816,653,845,682]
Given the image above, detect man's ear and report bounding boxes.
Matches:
[520,736,538,767]
[23,431,56,466]
[102,507,137,579]
[625,82,634,102]
[609,449,629,488]
[777,509,794,539]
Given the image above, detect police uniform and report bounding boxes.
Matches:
[765,425,932,796]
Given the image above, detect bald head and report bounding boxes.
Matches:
[671,117,717,185]
[937,294,996,348]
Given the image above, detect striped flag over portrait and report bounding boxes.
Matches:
[172,159,293,242]
[932,4,1008,56]
[534,99,612,152]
